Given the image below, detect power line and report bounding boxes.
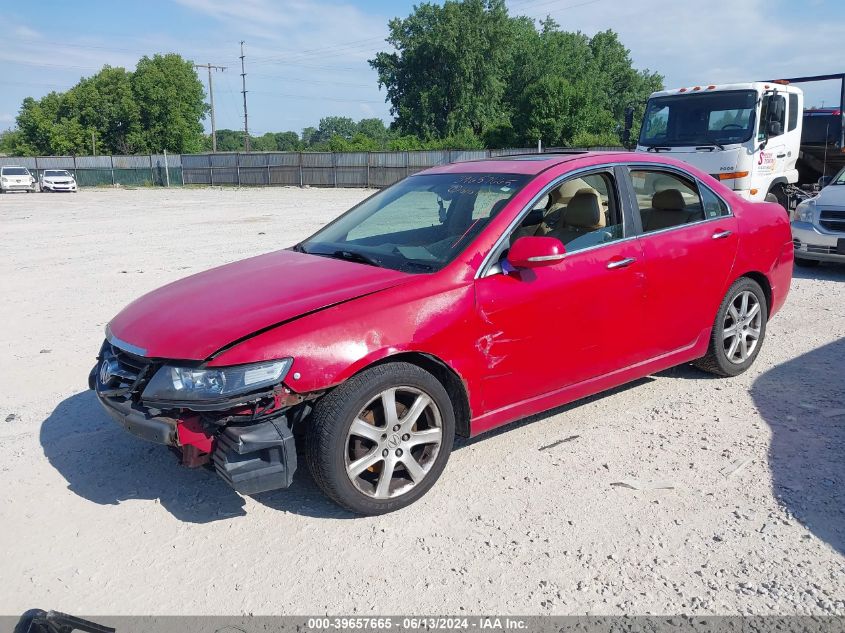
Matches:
[194,63,226,152]
[240,41,250,152]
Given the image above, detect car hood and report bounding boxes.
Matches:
[815,185,845,207]
[107,249,411,361]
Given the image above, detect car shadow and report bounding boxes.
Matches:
[39,391,355,523]
[750,338,845,555]
[792,261,845,281]
[456,376,656,448]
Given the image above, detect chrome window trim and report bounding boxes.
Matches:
[624,164,735,239]
[476,163,625,279]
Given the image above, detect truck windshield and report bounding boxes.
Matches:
[640,90,758,147]
[299,173,528,273]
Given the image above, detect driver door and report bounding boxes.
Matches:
[473,168,648,415]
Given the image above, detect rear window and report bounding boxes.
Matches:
[2,167,29,176]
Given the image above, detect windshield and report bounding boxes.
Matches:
[300,172,528,273]
[640,90,758,147]
[44,170,71,177]
[832,168,845,185]
[2,167,30,176]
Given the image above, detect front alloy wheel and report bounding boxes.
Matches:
[345,386,443,500]
[307,362,455,515]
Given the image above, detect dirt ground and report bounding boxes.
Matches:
[1,187,843,616]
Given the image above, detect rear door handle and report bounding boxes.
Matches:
[712,230,733,240]
[607,257,636,269]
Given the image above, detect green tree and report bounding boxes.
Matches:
[274,131,301,151]
[356,118,391,143]
[371,3,662,148]
[370,0,512,139]
[301,126,318,147]
[314,116,357,144]
[131,54,208,153]
[70,66,142,153]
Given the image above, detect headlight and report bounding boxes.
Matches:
[793,199,815,223]
[142,358,293,402]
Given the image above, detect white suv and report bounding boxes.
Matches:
[792,167,845,266]
[0,165,36,193]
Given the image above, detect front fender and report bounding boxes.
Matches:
[208,280,482,412]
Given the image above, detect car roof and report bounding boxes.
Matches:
[422,151,624,176]
[1,165,29,169]
[421,150,699,177]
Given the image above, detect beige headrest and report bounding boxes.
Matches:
[549,178,590,205]
[564,188,605,229]
[652,188,686,211]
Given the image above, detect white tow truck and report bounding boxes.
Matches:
[635,73,845,211]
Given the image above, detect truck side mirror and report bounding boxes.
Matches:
[767,120,782,136]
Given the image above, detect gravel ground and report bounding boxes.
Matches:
[0,187,843,616]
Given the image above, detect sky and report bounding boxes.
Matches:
[1,0,844,137]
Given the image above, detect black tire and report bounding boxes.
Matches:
[794,257,820,268]
[694,277,768,377]
[306,362,455,515]
[765,185,788,212]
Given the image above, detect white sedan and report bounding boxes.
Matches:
[40,169,78,192]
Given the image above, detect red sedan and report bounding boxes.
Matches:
[91,152,793,515]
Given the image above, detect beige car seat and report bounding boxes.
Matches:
[641,188,697,231]
[540,188,605,244]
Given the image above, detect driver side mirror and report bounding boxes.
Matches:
[767,120,782,136]
[818,175,833,188]
[507,236,567,269]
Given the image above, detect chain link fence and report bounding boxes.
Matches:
[0,147,623,189]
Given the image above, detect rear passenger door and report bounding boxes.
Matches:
[624,167,738,358]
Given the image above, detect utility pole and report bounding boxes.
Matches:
[239,40,250,152]
[194,62,226,152]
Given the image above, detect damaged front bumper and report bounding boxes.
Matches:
[89,344,300,496]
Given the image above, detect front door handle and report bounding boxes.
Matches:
[607,257,636,269]
[712,230,733,240]
[776,153,786,158]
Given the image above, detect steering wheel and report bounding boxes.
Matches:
[720,123,744,130]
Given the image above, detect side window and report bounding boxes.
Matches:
[788,93,799,132]
[700,184,730,219]
[629,169,705,233]
[759,94,786,139]
[510,171,624,253]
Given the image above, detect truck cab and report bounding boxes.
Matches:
[636,82,804,207]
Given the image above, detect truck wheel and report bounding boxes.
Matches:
[306,362,455,515]
[694,277,768,377]
[794,257,820,268]
[765,185,788,212]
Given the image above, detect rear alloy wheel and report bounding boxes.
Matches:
[694,277,768,377]
[306,362,455,515]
